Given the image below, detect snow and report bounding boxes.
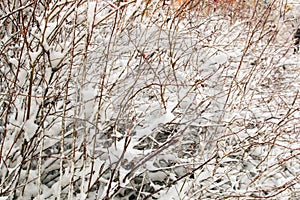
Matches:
[23,118,38,142]
[17,67,28,86]
[1,0,300,199]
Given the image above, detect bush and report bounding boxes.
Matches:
[1,0,299,199]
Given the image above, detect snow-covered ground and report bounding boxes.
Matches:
[0,0,300,199]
